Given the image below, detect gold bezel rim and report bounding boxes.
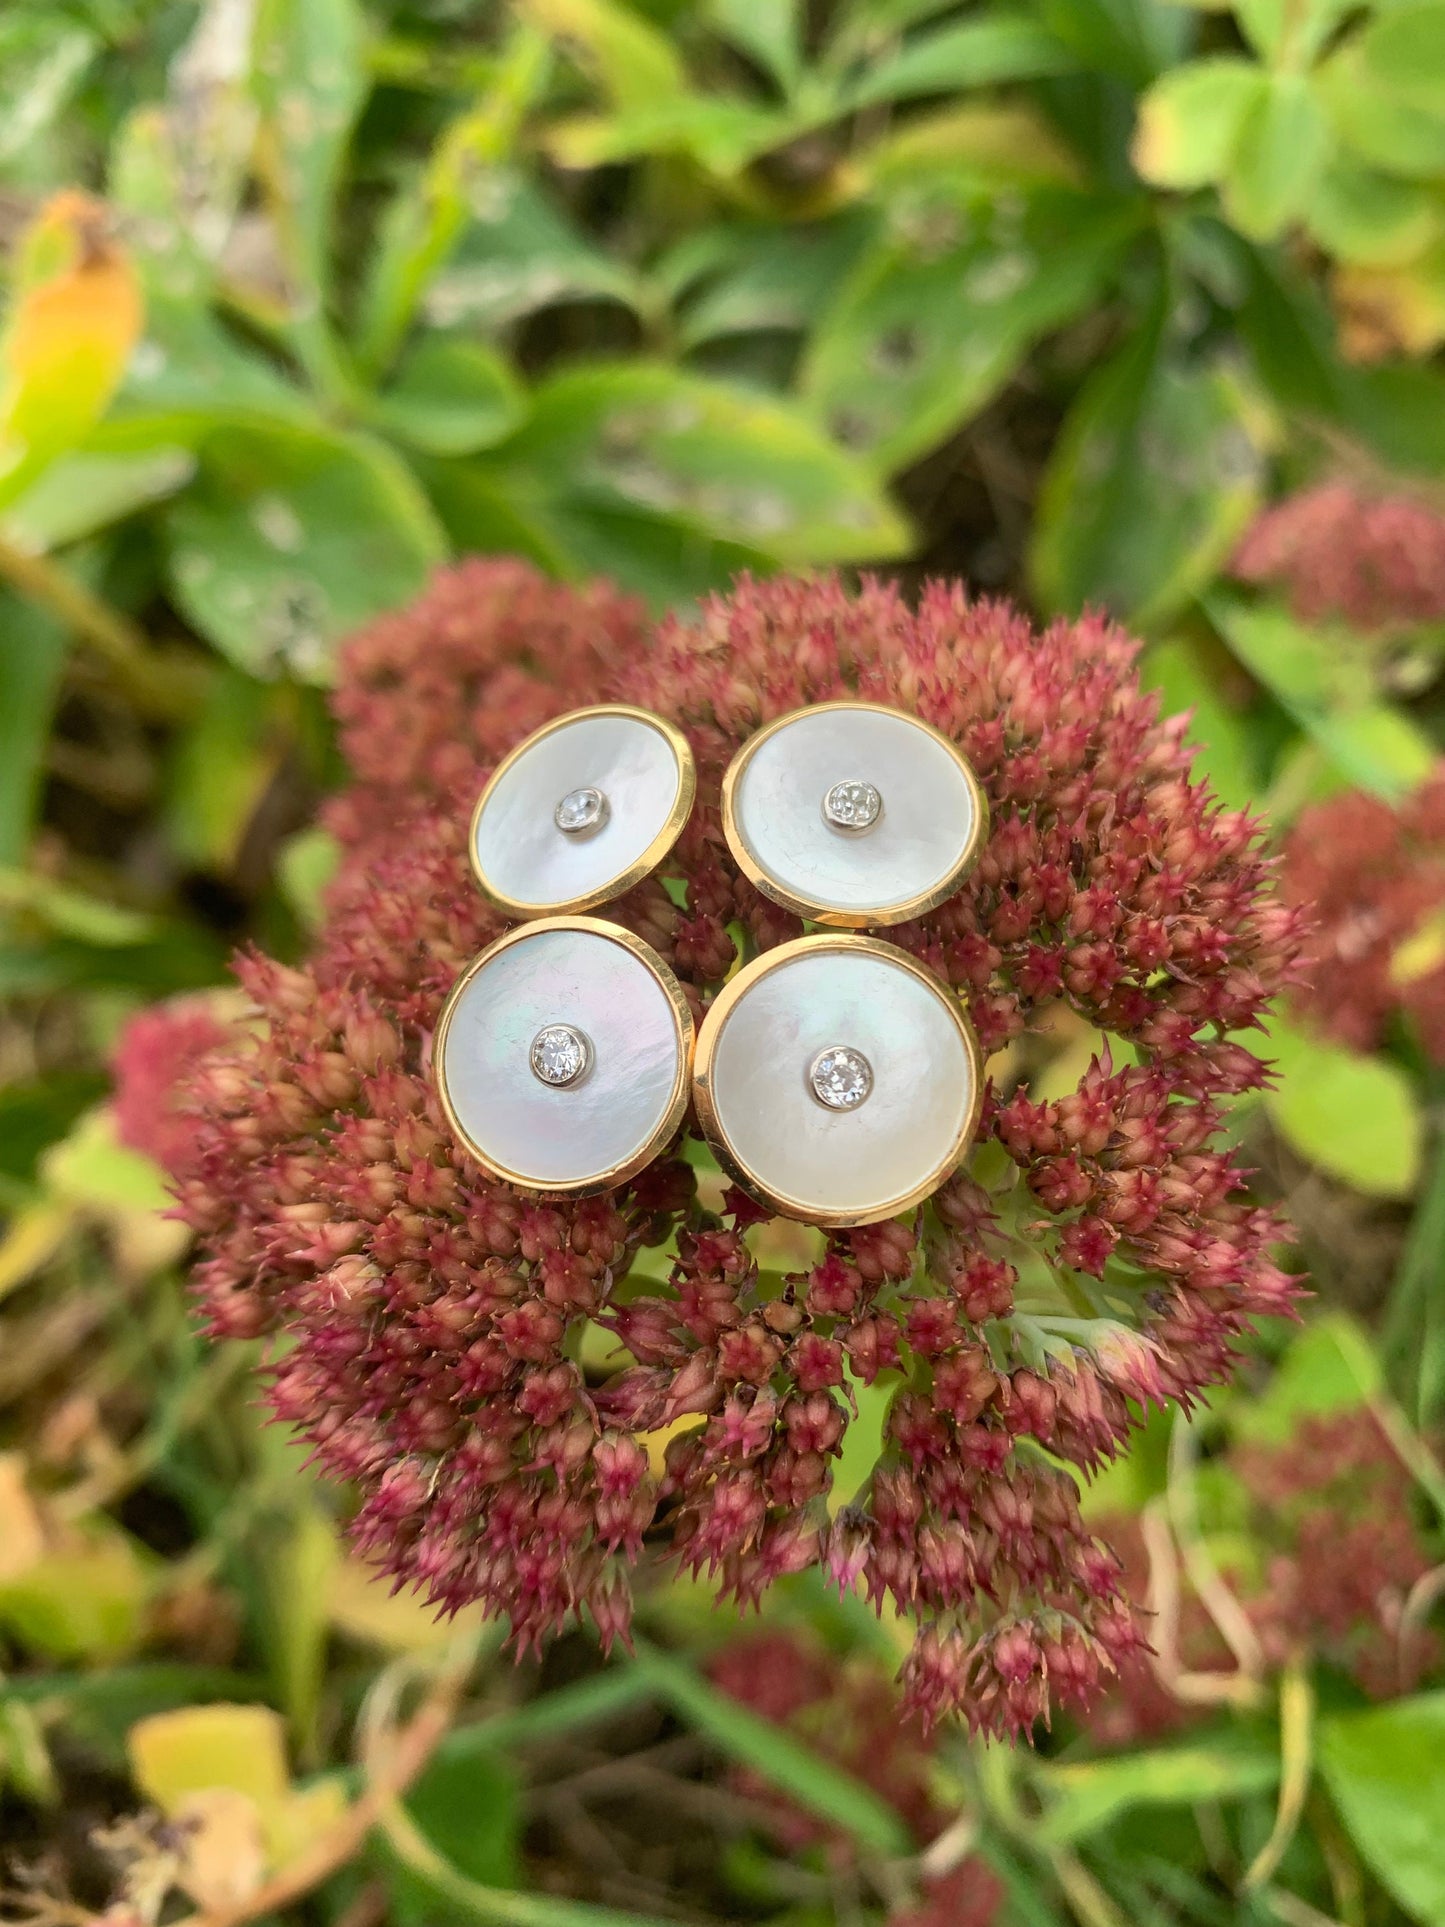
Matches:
[433,914,696,1197]
[468,704,698,920]
[691,931,986,1227]
[719,699,991,930]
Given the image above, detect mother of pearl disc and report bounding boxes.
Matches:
[435,920,692,1193]
[723,703,985,927]
[471,706,695,918]
[694,935,981,1226]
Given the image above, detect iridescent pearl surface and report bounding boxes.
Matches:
[728,706,979,925]
[473,711,687,913]
[703,943,975,1222]
[440,926,685,1189]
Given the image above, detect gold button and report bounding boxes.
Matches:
[692,932,984,1226]
[470,705,696,919]
[721,700,987,927]
[435,917,694,1194]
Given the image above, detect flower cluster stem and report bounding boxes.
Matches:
[0,533,199,723]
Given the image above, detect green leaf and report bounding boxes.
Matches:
[831,0,976,40]
[1319,1694,1445,1923]
[0,16,97,169]
[369,335,527,456]
[247,1458,337,1756]
[0,1071,108,1187]
[1143,636,1264,813]
[861,100,1085,189]
[1232,0,1356,65]
[352,30,553,375]
[545,95,797,175]
[420,168,643,336]
[250,0,369,299]
[1308,159,1441,268]
[1034,1736,1280,1845]
[1221,74,1328,242]
[163,668,279,872]
[41,1106,172,1220]
[276,826,340,933]
[706,0,803,91]
[671,214,876,348]
[0,869,156,946]
[3,446,195,553]
[1355,2,1445,116]
[162,422,446,680]
[1032,315,1264,628]
[519,0,686,108]
[628,1646,912,1855]
[384,1753,522,1924]
[1208,593,1438,798]
[484,362,910,568]
[0,590,67,866]
[827,1371,896,1516]
[1031,0,1187,87]
[1263,1017,1423,1199]
[1229,1313,1380,1445]
[1317,34,1445,180]
[0,1525,152,1664]
[107,304,317,442]
[802,185,1138,473]
[6,1664,261,1765]
[841,15,1076,111]
[1133,58,1266,191]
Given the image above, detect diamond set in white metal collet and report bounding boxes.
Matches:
[808,1044,874,1111]
[530,1024,592,1088]
[822,778,883,833]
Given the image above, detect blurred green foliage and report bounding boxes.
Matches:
[2,0,1445,1923]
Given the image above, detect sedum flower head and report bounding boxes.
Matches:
[1232,481,1445,633]
[1280,766,1445,1063]
[167,563,1303,1739]
[709,1626,1004,1924]
[1089,1404,1439,1748]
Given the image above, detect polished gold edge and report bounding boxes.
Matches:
[468,704,698,921]
[690,931,986,1227]
[433,914,696,1197]
[719,699,991,930]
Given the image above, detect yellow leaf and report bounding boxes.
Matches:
[1334,242,1445,361]
[266,1775,349,1867]
[0,191,143,506]
[1391,906,1445,987]
[0,1525,152,1661]
[129,1704,292,1820]
[40,1106,188,1276]
[0,1202,69,1307]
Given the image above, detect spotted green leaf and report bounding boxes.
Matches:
[162,423,446,680]
[802,184,1138,473]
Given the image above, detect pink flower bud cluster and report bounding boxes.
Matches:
[1232,481,1445,632]
[709,1627,1003,1926]
[111,996,234,1177]
[1089,1406,1439,1747]
[161,563,1303,1738]
[1280,766,1445,1063]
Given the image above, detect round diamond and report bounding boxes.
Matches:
[808,1045,873,1111]
[530,1024,591,1088]
[554,786,609,836]
[822,779,882,833]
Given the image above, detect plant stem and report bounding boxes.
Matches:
[1383,1085,1445,1424]
[0,534,198,723]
